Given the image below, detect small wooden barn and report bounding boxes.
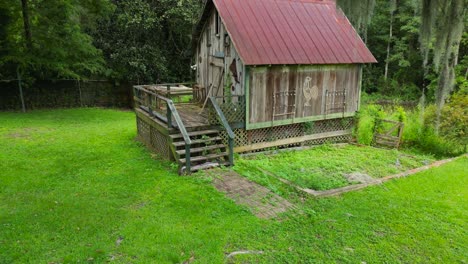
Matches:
[133,0,376,173]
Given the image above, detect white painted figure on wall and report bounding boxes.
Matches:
[303,76,319,107]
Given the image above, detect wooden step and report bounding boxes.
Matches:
[170,129,220,139]
[179,152,228,164]
[173,136,222,147]
[176,144,226,155]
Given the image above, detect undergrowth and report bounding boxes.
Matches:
[355,94,466,158]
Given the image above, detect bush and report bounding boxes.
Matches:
[355,104,385,145]
[356,102,464,158]
[440,88,467,150]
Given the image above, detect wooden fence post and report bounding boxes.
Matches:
[16,66,26,113]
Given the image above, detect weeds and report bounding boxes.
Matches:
[355,102,465,157]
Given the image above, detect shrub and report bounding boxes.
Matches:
[356,102,464,158]
[440,88,468,151]
[355,104,385,145]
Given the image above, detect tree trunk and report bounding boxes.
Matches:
[16,67,26,113]
[20,0,32,50]
[384,10,394,81]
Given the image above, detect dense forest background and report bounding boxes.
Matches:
[0,0,466,101]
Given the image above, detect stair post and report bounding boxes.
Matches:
[208,96,236,167]
[166,102,172,128]
[185,143,191,173]
[228,137,234,166]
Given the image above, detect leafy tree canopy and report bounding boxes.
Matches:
[0,0,113,80]
[91,0,203,84]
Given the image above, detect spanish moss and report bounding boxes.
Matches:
[420,0,466,131]
[336,0,376,42]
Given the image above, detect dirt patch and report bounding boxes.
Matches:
[210,170,294,219]
[5,128,37,139]
[344,172,375,184]
[4,127,55,139]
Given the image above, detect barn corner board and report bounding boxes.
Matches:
[133,0,376,174]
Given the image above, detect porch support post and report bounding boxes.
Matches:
[185,143,191,172]
[166,102,172,128]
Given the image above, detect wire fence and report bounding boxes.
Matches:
[0,79,134,111]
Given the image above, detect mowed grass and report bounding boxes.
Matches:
[235,144,435,190]
[0,108,466,263]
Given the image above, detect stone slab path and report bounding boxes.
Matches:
[209,170,294,219]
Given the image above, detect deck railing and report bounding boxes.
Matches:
[208,97,235,165]
[133,85,192,172]
[208,95,246,127]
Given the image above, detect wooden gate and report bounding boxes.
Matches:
[372,119,404,149]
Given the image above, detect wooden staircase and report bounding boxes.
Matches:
[170,129,230,174]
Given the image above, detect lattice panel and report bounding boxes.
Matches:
[220,128,248,147]
[304,117,354,135]
[250,124,304,144]
[230,118,354,151]
[150,126,172,160]
[208,100,246,125]
[137,117,172,160]
[137,117,150,144]
[303,134,352,146]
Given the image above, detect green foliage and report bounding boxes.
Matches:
[356,0,466,113]
[0,0,202,84]
[395,106,407,122]
[439,88,468,149]
[235,145,435,191]
[356,102,465,157]
[91,0,203,83]
[355,104,385,144]
[302,121,315,134]
[337,0,376,39]
[363,0,425,99]
[0,0,113,80]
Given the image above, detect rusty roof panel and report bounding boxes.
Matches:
[212,0,377,65]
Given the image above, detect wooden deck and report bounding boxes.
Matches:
[174,103,210,128]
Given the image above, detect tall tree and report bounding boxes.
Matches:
[337,0,376,41]
[338,0,467,131]
[0,0,113,80]
[384,0,397,80]
[20,0,32,50]
[91,0,203,83]
[420,0,467,131]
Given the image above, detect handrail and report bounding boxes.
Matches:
[211,95,244,99]
[141,82,194,87]
[134,85,192,172]
[134,85,176,103]
[166,101,191,145]
[209,97,235,165]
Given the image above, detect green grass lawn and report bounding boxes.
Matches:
[234,145,436,191]
[0,108,466,263]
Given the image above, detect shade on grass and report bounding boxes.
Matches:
[0,109,466,263]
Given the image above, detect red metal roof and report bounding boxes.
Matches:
[212,0,377,65]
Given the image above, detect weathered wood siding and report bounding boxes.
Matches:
[194,9,244,101]
[248,65,361,129]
